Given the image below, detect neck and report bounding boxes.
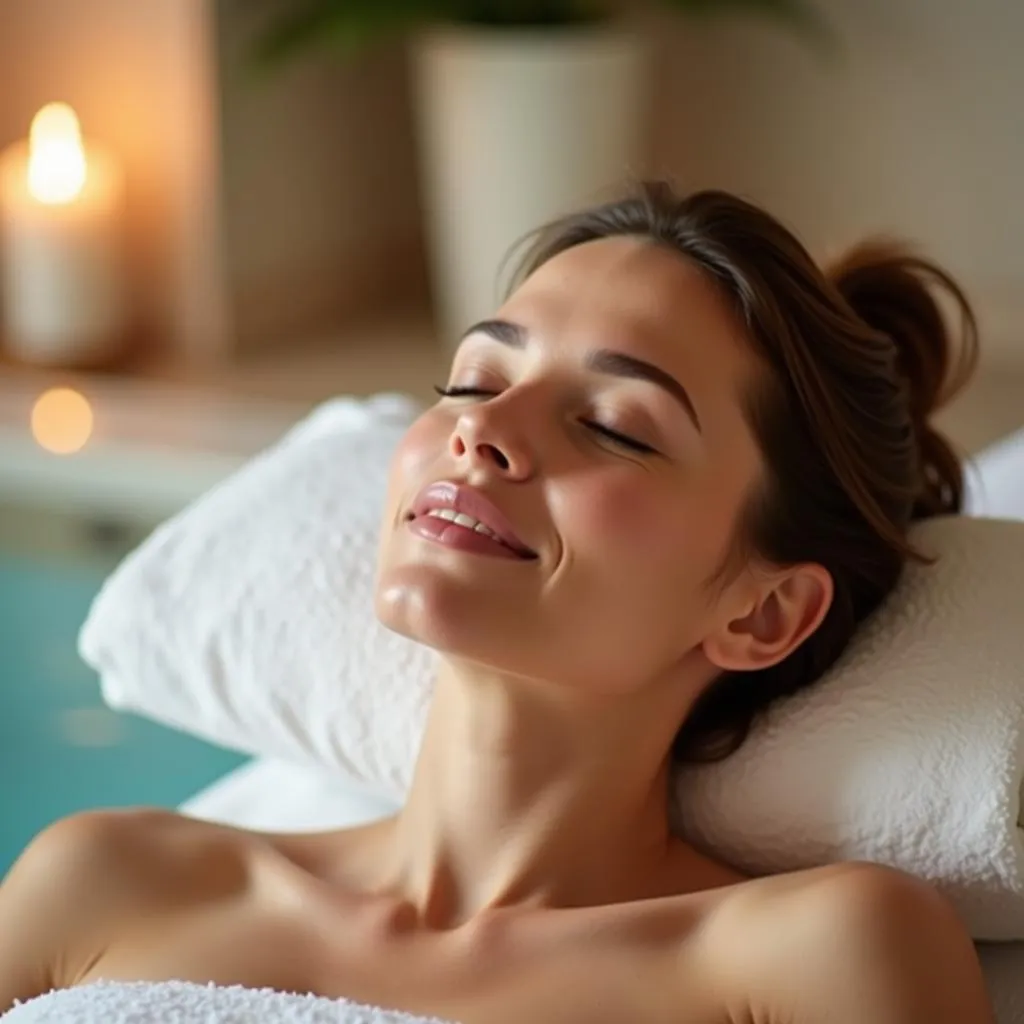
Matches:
[367,660,718,932]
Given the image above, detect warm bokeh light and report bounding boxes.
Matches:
[26,102,88,204]
[30,387,94,454]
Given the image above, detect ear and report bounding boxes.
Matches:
[702,563,834,673]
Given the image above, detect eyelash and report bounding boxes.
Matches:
[432,384,658,456]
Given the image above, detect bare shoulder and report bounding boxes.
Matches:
[699,862,994,1024]
[8,807,252,902]
[0,808,253,1010]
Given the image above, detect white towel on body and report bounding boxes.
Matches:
[3,963,1023,1024]
[0,980,458,1024]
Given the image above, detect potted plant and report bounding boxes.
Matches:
[252,0,829,343]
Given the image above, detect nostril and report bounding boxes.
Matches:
[478,443,509,471]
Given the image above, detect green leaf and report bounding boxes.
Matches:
[450,0,601,26]
[250,0,459,69]
[245,0,837,70]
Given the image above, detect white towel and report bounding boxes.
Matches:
[1,981,458,1023]
[670,514,1024,941]
[3,965,1023,1024]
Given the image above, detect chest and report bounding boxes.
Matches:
[78,897,722,1024]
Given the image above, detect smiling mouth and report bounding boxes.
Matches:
[419,507,507,542]
[404,508,538,561]
[405,480,539,560]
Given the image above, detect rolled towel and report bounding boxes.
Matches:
[671,514,1024,941]
[80,396,1024,939]
[1,980,457,1023]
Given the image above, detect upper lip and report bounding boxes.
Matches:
[409,481,537,558]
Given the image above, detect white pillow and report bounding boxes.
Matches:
[965,426,1024,519]
[81,393,435,792]
[181,758,399,833]
[80,397,1024,939]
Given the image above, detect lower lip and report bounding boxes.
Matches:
[407,515,529,560]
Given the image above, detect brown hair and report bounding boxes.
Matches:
[513,181,979,764]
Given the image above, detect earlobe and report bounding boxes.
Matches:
[702,564,833,673]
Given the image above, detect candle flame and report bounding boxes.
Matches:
[31,387,94,454]
[27,102,88,204]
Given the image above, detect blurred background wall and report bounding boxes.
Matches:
[213,0,427,358]
[0,0,1020,367]
[212,0,1024,362]
[646,0,1024,363]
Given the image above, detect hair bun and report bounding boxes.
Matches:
[827,240,979,517]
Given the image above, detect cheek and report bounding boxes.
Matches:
[560,472,733,579]
[386,413,447,504]
[580,482,662,546]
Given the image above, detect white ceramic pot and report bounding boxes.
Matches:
[411,24,647,345]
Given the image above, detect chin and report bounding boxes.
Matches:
[375,519,530,650]
[376,564,483,652]
[374,565,541,680]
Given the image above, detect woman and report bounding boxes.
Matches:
[0,183,994,1022]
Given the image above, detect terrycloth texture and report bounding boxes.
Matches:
[80,396,1024,939]
[81,394,436,791]
[0,981,458,1023]
[670,514,1024,940]
[4,965,1024,1024]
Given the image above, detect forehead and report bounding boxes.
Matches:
[501,236,758,408]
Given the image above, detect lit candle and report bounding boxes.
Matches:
[0,103,126,367]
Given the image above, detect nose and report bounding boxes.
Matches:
[450,402,534,481]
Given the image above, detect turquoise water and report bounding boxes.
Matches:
[0,535,248,877]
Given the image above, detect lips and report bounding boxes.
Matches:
[408,481,537,559]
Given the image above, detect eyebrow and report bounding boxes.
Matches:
[461,318,703,433]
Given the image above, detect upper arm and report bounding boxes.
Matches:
[0,809,172,1012]
[782,864,994,1024]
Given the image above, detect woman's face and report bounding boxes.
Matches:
[375,236,767,693]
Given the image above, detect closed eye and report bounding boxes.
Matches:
[434,385,659,456]
[583,421,658,455]
[433,384,497,399]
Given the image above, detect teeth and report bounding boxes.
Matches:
[427,508,459,523]
[426,507,501,541]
